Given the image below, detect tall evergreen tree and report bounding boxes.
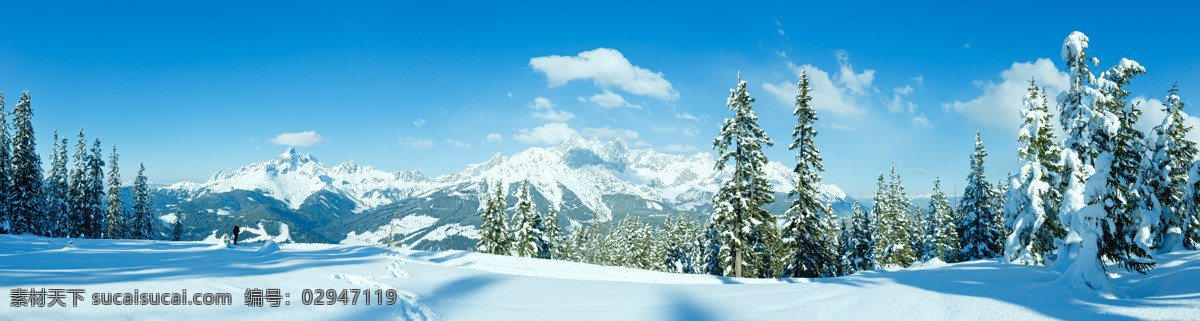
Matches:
[781,71,836,278]
[541,201,563,259]
[710,73,776,278]
[0,92,10,234]
[924,178,959,262]
[67,129,90,238]
[847,202,875,272]
[512,180,542,258]
[1184,160,1200,250]
[1146,83,1197,251]
[10,91,44,235]
[44,131,70,237]
[1005,79,1066,265]
[958,132,1004,261]
[476,181,510,255]
[104,145,124,239]
[132,163,154,239]
[875,168,915,267]
[171,210,184,241]
[86,139,106,238]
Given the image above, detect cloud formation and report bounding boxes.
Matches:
[528,97,576,121]
[530,48,678,101]
[661,144,699,153]
[943,58,1068,129]
[762,61,866,116]
[486,133,503,143]
[413,119,426,128]
[398,137,434,149]
[269,131,328,147]
[588,90,640,109]
[514,122,578,145]
[581,126,639,140]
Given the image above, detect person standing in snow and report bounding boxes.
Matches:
[233,225,241,246]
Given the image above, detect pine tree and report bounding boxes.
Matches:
[1094,58,1155,274]
[874,168,915,267]
[1058,32,1110,168]
[171,210,184,241]
[104,145,124,239]
[132,163,153,239]
[781,71,836,278]
[1006,79,1067,264]
[1184,160,1200,250]
[958,132,1004,261]
[476,180,510,255]
[1146,83,1197,251]
[86,139,106,238]
[44,131,70,237]
[67,129,90,238]
[542,202,563,259]
[512,180,542,257]
[711,72,776,278]
[924,178,959,262]
[847,202,875,272]
[0,92,10,234]
[10,91,45,235]
[701,222,724,276]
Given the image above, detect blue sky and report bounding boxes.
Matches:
[1,1,1196,198]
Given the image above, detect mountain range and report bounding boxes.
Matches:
[151,135,858,250]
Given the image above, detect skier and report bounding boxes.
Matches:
[233,225,241,246]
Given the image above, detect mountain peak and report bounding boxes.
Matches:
[274,147,319,164]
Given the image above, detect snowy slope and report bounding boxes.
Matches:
[4,234,1198,320]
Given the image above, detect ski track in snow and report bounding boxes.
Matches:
[3,234,1199,320]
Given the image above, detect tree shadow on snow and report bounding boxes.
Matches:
[665,291,716,321]
[0,236,391,288]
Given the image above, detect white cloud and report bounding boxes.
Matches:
[269,131,328,147]
[486,133,504,143]
[912,114,933,130]
[894,85,914,95]
[830,123,854,131]
[835,50,875,95]
[507,92,513,99]
[528,97,576,121]
[763,61,865,116]
[964,43,971,48]
[445,139,471,148]
[413,119,426,128]
[588,90,640,109]
[532,109,576,121]
[662,144,699,153]
[943,58,1068,129]
[514,122,579,145]
[912,75,924,84]
[398,137,434,149]
[530,48,679,101]
[581,126,639,140]
[676,112,698,121]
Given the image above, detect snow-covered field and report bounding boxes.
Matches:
[2,234,1197,320]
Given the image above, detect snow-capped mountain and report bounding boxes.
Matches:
[158,135,856,249]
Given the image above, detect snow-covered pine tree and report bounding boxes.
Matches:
[1145,83,1197,251]
[512,180,542,257]
[958,132,1004,261]
[836,218,854,275]
[86,139,106,238]
[1185,160,1200,250]
[875,167,915,267]
[1094,57,1156,274]
[781,70,836,278]
[701,222,724,276]
[132,163,153,240]
[67,129,89,238]
[0,92,10,234]
[663,214,703,274]
[44,131,70,237]
[910,203,927,263]
[711,72,776,278]
[1058,32,1110,168]
[848,201,875,272]
[171,210,184,241]
[476,180,510,255]
[923,177,959,263]
[1005,79,1067,265]
[10,92,45,236]
[104,145,124,239]
[541,201,563,259]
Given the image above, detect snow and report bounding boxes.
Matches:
[3,234,1199,320]
[340,215,440,247]
[158,213,178,225]
[159,138,853,219]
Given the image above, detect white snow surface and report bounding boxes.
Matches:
[162,135,849,216]
[3,234,1198,320]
